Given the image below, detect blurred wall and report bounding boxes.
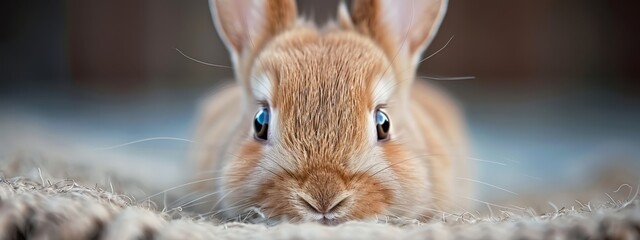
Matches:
[1,0,639,100]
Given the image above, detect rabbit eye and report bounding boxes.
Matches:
[375,110,390,141]
[254,107,269,141]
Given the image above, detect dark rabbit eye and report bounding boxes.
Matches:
[376,110,390,141]
[254,107,270,141]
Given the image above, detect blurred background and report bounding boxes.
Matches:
[1,0,639,210]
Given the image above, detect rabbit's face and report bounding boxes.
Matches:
[216,29,433,224]
[209,0,450,223]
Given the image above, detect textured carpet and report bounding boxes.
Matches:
[1,156,640,240]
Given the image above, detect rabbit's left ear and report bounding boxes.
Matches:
[209,0,297,66]
[350,0,448,66]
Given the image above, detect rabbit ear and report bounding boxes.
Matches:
[350,0,448,65]
[337,2,354,30]
[209,0,297,65]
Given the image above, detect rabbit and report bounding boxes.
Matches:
[191,0,471,224]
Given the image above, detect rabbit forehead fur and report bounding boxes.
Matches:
[252,28,393,162]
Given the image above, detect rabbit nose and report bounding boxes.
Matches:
[298,192,350,214]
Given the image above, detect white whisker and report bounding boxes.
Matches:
[419,76,475,81]
[468,157,508,166]
[175,48,232,69]
[138,177,221,203]
[419,35,455,64]
[456,177,519,196]
[169,190,214,209]
[91,137,195,151]
[178,188,235,210]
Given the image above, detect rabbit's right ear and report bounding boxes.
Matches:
[209,0,297,66]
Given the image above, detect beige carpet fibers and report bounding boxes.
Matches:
[0,154,639,240]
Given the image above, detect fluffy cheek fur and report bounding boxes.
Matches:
[217,139,265,217]
[379,142,432,219]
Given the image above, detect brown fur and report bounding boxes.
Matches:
[194,0,470,223]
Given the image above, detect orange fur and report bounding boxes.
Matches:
[193,0,470,223]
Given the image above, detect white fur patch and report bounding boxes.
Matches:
[372,76,395,107]
[250,74,273,101]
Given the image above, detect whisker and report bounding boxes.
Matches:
[352,147,379,173]
[353,161,385,182]
[369,154,431,178]
[419,76,476,81]
[207,202,254,220]
[456,177,519,196]
[264,155,297,180]
[429,195,476,215]
[182,196,250,214]
[170,184,260,208]
[138,177,222,203]
[238,206,264,222]
[91,137,195,151]
[174,199,218,211]
[256,163,284,179]
[418,35,455,64]
[229,153,285,179]
[209,187,238,212]
[194,171,236,177]
[168,190,209,208]
[467,157,508,166]
[175,48,232,69]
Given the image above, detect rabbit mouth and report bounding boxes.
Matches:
[318,217,342,225]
